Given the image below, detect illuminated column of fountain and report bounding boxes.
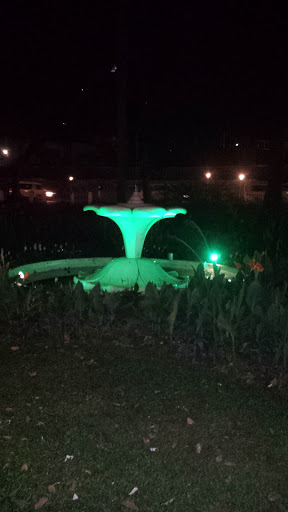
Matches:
[76,191,188,291]
[84,205,185,259]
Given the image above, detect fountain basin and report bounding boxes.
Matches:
[9,257,238,289]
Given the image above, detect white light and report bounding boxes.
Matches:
[183,194,189,198]
[239,173,245,181]
[68,176,74,182]
[2,149,8,155]
[235,143,239,147]
[45,191,55,198]
[205,172,212,179]
[111,65,117,73]
[18,271,25,279]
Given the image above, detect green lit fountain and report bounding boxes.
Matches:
[9,190,238,287]
[74,190,188,291]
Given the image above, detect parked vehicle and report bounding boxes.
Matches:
[9,181,56,203]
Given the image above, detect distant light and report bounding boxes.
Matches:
[235,143,239,147]
[62,122,67,126]
[2,149,8,155]
[69,176,74,182]
[210,253,219,262]
[239,173,245,181]
[111,65,117,73]
[183,194,189,198]
[205,172,212,179]
[45,191,55,198]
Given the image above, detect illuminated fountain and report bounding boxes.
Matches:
[8,191,238,287]
[74,190,189,291]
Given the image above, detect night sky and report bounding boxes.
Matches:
[1,3,288,143]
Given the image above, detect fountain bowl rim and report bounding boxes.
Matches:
[9,256,238,284]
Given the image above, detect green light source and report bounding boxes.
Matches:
[210,253,219,262]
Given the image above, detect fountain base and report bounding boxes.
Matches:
[9,258,238,288]
[74,257,189,292]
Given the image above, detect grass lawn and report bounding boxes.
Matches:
[1,334,288,512]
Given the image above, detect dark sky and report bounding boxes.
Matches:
[1,3,287,141]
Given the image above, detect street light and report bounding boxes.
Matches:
[238,173,246,201]
[68,176,75,204]
[204,171,212,199]
[2,149,8,156]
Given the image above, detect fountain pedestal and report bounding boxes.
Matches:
[74,191,188,291]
